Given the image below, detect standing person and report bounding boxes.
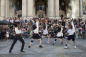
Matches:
[28,18,43,48]
[82,22,86,39]
[9,22,25,53]
[53,23,64,45]
[43,20,50,44]
[64,19,76,49]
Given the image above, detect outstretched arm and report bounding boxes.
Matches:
[71,21,75,32]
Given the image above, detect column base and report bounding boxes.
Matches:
[48,17,55,19]
[55,17,61,19]
[82,15,86,20]
[48,17,60,19]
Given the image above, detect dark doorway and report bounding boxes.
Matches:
[59,0,71,17]
[14,0,22,17]
[35,0,48,18]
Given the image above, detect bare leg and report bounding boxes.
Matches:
[64,40,69,49]
[73,40,76,48]
[28,38,34,48]
[53,38,57,45]
[74,40,76,46]
[6,37,8,40]
[38,38,43,48]
[83,33,85,39]
[38,39,42,46]
[66,40,69,46]
[47,35,50,44]
[61,38,64,44]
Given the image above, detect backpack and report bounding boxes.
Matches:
[32,24,37,30]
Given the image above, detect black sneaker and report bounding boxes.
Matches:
[9,50,12,53]
[9,51,11,53]
[28,46,31,48]
[21,50,25,52]
[39,45,43,48]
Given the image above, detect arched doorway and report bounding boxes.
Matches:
[35,0,48,18]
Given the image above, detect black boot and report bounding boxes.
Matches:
[39,45,43,48]
[9,50,12,53]
[28,46,31,48]
[20,50,25,52]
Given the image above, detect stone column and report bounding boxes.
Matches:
[48,0,55,18]
[0,0,1,16]
[1,0,6,17]
[22,0,27,17]
[80,0,83,17]
[55,0,59,19]
[9,0,15,17]
[75,0,80,18]
[27,0,35,18]
[6,0,10,18]
[71,0,80,18]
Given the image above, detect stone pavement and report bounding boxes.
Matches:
[0,38,86,57]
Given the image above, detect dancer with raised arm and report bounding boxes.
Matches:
[28,18,43,48]
[64,19,76,49]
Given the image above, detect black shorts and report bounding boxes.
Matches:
[48,32,54,36]
[39,32,43,36]
[43,34,48,36]
[67,34,75,41]
[57,36,63,39]
[32,33,41,39]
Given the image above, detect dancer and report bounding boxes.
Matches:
[9,22,25,53]
[53,23,64,45]
[43,19,50,44]
[28,18,43,48]
[64,19,76,49]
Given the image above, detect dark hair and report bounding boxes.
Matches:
[14,22,21,27]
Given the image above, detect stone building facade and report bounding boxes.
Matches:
[0,0,85,19]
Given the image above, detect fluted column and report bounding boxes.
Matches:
[22,0,27,17]
[48,0,55,18]
[0,0,1,16]
[27,0,35,18]
[1,0,6,17]
[80,0,83,17]
[6,0,10,18]
[71,0,80,18]
[75,0,80,18]
[55,0,59,19]
[9,0,15,17]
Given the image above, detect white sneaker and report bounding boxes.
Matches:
[74,46,76,48]
[64,46,68,49]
